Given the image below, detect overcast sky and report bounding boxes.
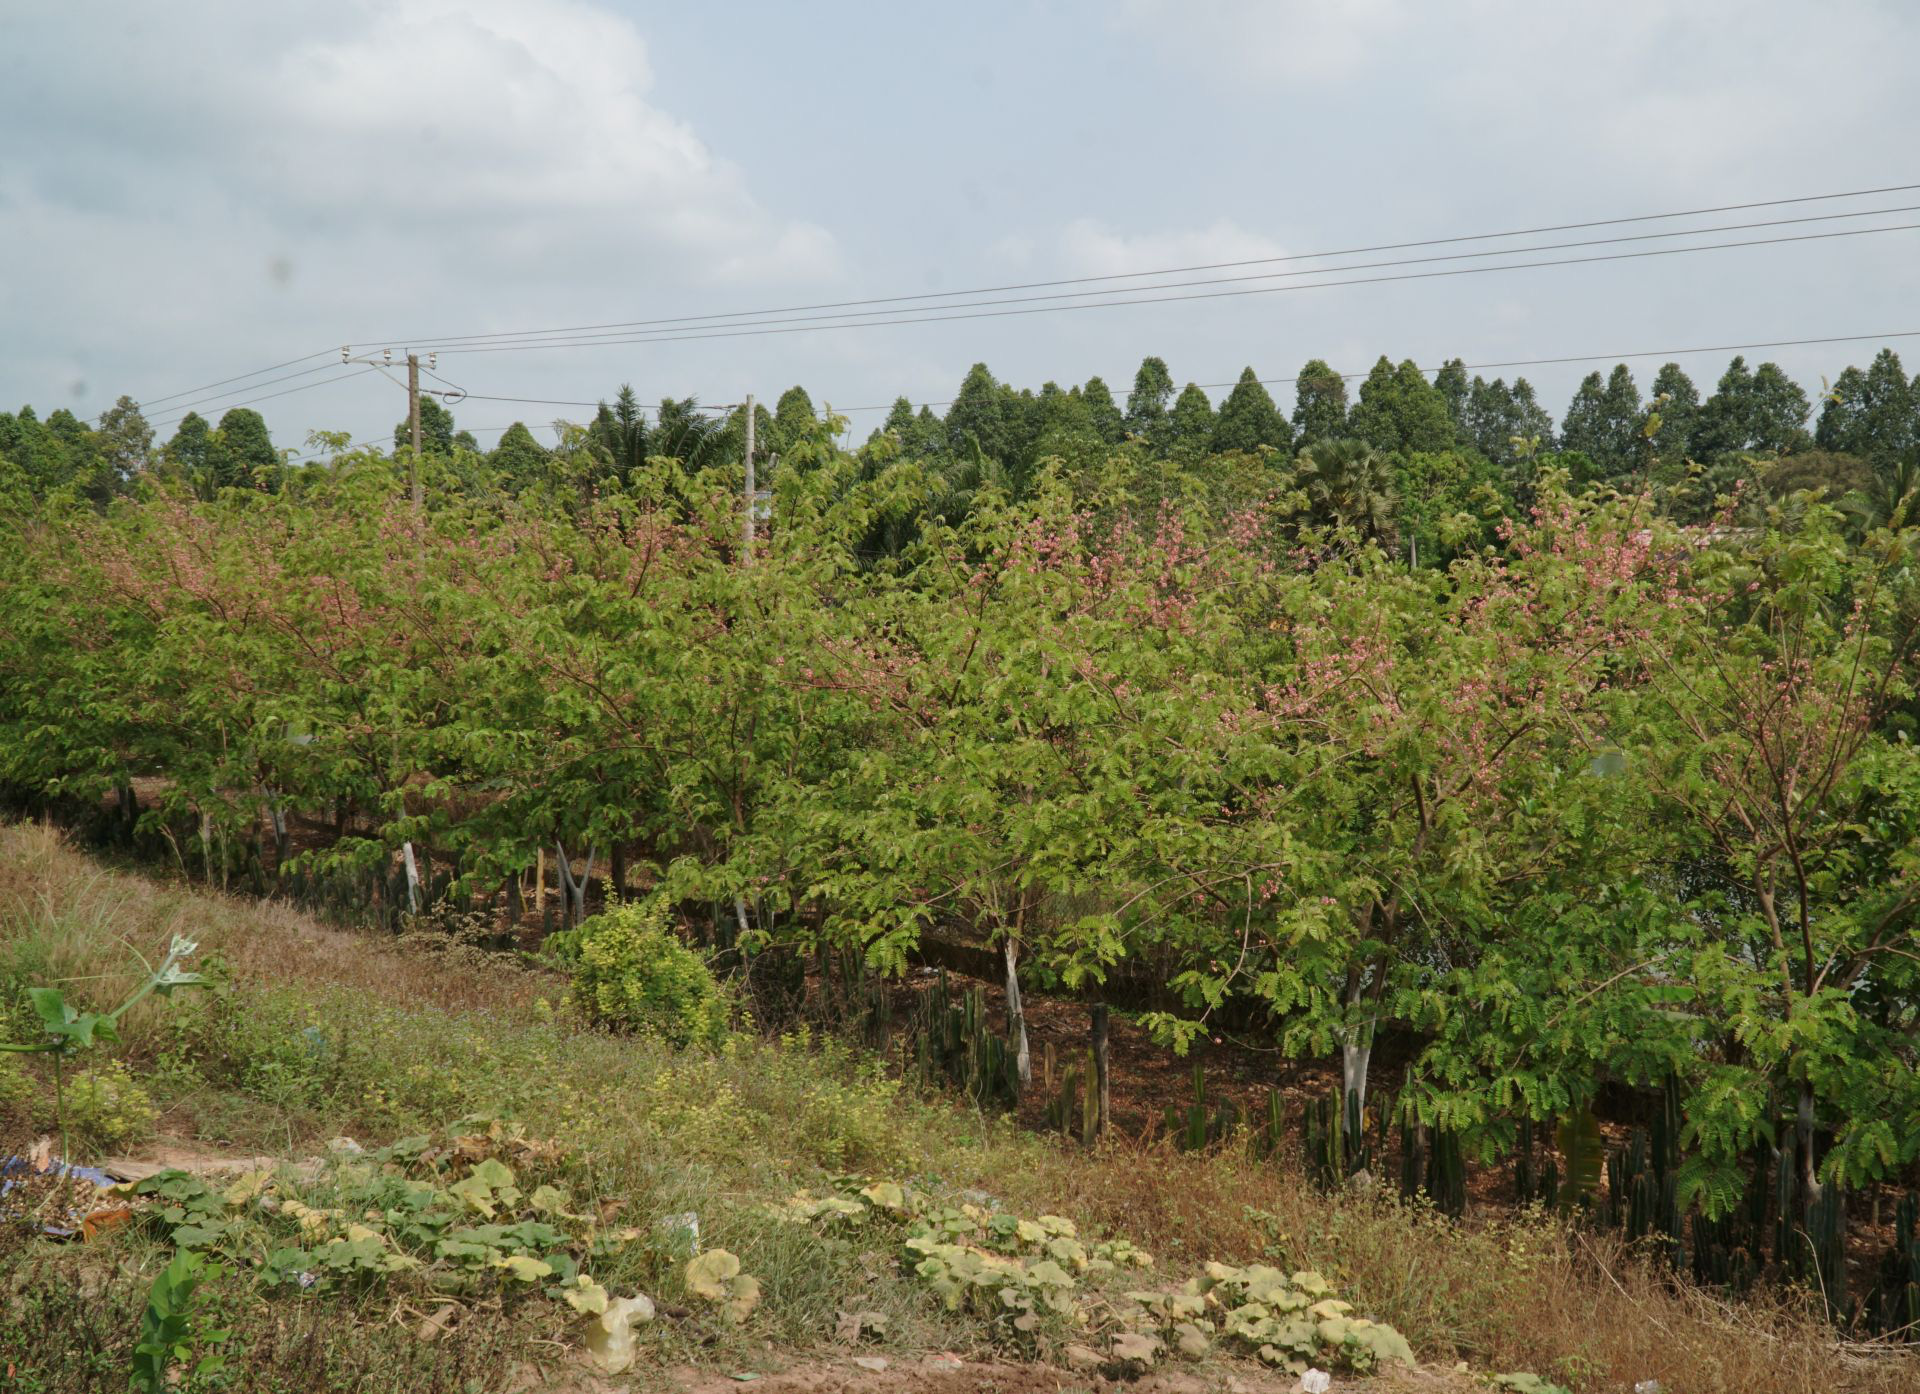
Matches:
[4,0,1918,454]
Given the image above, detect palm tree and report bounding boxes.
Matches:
[1293,438,1400,549]
[927,446,1012,527]
[586,385,650,489]
[650,396,728,472]
[1842,457,1920,534]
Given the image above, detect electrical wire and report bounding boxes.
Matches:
[382,180,1920,349]
[147,367,380,432]
[421,363,470,404]
[118,347,340,417]
[120,180,1920,420]
[409,203,1920,354]
[125,359,348,424]
[123,180,1920,420]
[419,222,1920,357]
[449,391,601,408]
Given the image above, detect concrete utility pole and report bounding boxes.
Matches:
[742,392,756,562]
[407,352,423,510]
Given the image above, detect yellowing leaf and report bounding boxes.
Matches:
[723,1273,761,1323]
[492,1254,553,1282]
[561,1275,610,1315]
[858,1181,907,1213]
[446,1174,499,1217]
[685,1248,742,1300]
[469,1157,516,1189]
[528,1183,572,1214]
[582,1294,655,1375]
[221,1170,272,1206]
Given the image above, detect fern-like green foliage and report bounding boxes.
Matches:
[568,900,729,1048]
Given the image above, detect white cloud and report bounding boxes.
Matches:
[1056,218,1289,278]
[230,0,832,280]
[0,0,842,429]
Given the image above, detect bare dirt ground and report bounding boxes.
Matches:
[586,1353,1478,1394]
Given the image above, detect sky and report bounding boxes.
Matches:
[3,0,1919,456]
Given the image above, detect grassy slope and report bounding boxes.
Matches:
[0,821,1912,1393]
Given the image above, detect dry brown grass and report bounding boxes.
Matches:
[0,819,552,1033]
[948,1121,1919,1393]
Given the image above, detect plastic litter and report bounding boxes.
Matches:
[657,1210,700,1255]
[1,1147,120,1239]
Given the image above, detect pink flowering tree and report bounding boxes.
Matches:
[1149,480,1690,1136]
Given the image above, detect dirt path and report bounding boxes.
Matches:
[96,1134,324,1184]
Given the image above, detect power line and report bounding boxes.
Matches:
[272,327,1920,462]
[147,367,380,432]
[127,360,349,424]
[454,391,610,408]
[455,391,739,411]
[410,203,1920,354]
[121,180,1919,425]
[119,348,340,417]
[418,221,1920,357]
[118,180,1919,420]
[383,180,1920,350]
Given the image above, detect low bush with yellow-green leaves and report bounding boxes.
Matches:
[112,1118,763,1377]
[1119,1261,1414,1375]
[55,1058,159,1153]
[769,1175,1411,1375]
[126,1123,632,1295]
[564,899,731,1048]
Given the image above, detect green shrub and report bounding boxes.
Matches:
[569,901,728,1049]
[55,1059,158,1154]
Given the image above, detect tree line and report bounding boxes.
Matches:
[9,347,1918,572]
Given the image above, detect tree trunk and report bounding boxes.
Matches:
[1341,1037,1373,1117]
[1090,1003,1111,1137]
[117,782,138,845]
[1341,962,1374,1125]
[505,872,523,929]
[401,841,422,914]
[577,845,595,925]
[268,796,289,877]
[553,840,594,929]
[1004,937,1032,1091]
[1797,1083,1821,1206]
[553,840,575,929]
